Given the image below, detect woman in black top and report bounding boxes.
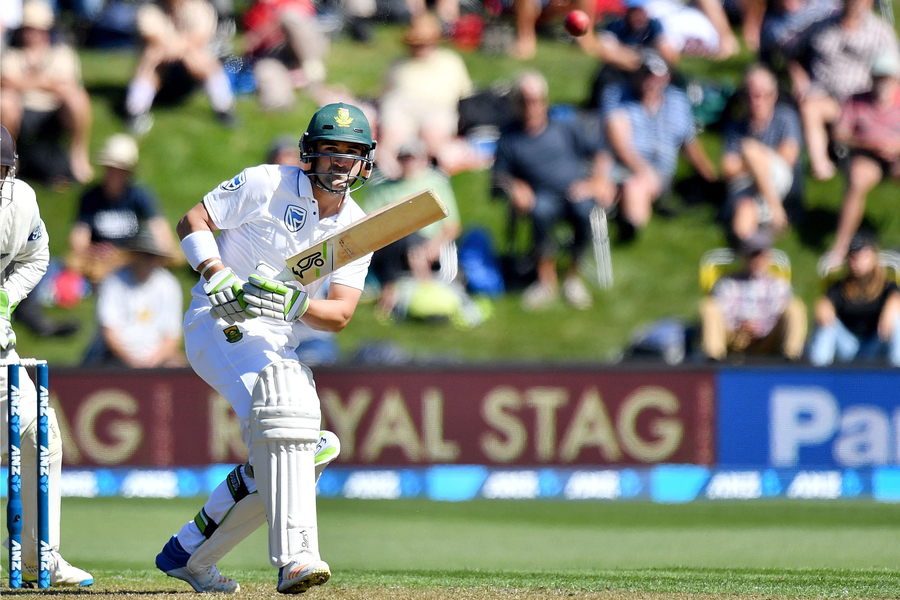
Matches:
[809,232,900,365]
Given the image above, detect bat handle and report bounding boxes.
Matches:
[275,266,294,283]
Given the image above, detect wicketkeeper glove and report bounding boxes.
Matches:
[0,290,17,350]
[203,268,253,324]
[242,274,310,322]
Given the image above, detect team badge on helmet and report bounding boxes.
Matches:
[334,108,353,128]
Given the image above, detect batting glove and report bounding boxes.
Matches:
[203,268,253,324]
[242,274,310,322]
[0,290,16,350]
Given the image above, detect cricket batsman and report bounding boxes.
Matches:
[155,103,375,594]
[0,126,94,587]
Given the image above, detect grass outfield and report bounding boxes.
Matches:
[4,497,900,597]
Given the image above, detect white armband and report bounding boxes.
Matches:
[181,230,221,271]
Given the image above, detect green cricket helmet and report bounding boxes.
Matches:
[300,103,377,194]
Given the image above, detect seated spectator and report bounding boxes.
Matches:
[580,0,679,113]
[242,0,329,111]
[493,70,611,311]
[376,13,476,179]
[501,0,593,60]
[124,0,235,135]
[605,53,717,239]
[758,0,840,69]
[67,133,177,283]
[825,52,900,262]
[789,0,899,180]
[643,0,739,59]
[0,1,93,184]
[365,138,462,317]
[700,231,807,361]
[266,134,301,166]
[721,64,802,242]
[809,231,900,366]
[82,228,185,368]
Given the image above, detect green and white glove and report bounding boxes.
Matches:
[203,268,253,324]
[242,272,309,322]
[0,290,17,351]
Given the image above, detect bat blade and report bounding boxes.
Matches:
[285,188,448,285]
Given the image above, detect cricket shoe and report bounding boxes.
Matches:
[315,430,341,484]
[277,559,330,594]
[23,550,93,587]
[156,535,240,593]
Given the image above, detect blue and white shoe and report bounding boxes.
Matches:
[277,559,330,594]
[156,536,240,593]
[23,550,93,587]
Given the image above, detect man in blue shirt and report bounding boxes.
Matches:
[493,70,613,311]
[721,64,802,242]
[606,53,717,239]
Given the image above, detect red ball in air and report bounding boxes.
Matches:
[564,9,591,37]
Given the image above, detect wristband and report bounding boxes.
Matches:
[199,259,222,279]
[181,230,221,271]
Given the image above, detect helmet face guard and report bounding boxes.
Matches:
[0,125,17,196]
[300,138,376,194]
[300,103,376,194]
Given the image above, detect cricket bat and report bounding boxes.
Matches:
[282,188,448,285]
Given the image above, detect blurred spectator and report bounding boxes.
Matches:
[643,0,739,59]
[125,0,235,135]
[67,133,177,283]
[82,228,185,368]
[789,0,899,180]
[721,64,802,242]
[365,138,462,317]
[810,231,900,366]
[493,71,610,311]
[758,0,839,69]
[500,0,593,60]
[243,0,329,111]
[580,0,679,113]
[0,1,93,184]
[376,13,475,179]
[266,134,301,165]
[605,53,717,239]
[825,52,900,262]
[700,231,807,361]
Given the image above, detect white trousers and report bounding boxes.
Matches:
[183,298,305,458]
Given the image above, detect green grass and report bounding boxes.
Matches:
[7,497,900,597]
[11,20,900,365]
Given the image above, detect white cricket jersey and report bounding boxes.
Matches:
[0,177,49,306]
[192,164,371,318]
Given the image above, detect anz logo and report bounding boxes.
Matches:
[220,172,246,192]
[284,204,307,232]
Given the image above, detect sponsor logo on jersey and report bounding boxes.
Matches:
[27,225,42,241]
[284,205,307,232]
[223,325,243,344]
[220,172,246,192]
[334,108,353,128]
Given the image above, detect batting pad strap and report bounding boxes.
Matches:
[227,464,252,503]
[194,508,219,539]
[181,230,220,272]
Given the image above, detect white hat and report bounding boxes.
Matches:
[97,134,139,170]
[21,1,54,30]
[872,52,900,78]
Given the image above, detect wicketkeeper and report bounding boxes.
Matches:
[155,103,375,594]
[0,125,94,587]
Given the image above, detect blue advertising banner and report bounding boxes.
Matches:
[718,369,900,468]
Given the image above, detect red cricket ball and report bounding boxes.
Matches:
[565,10,591,37]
